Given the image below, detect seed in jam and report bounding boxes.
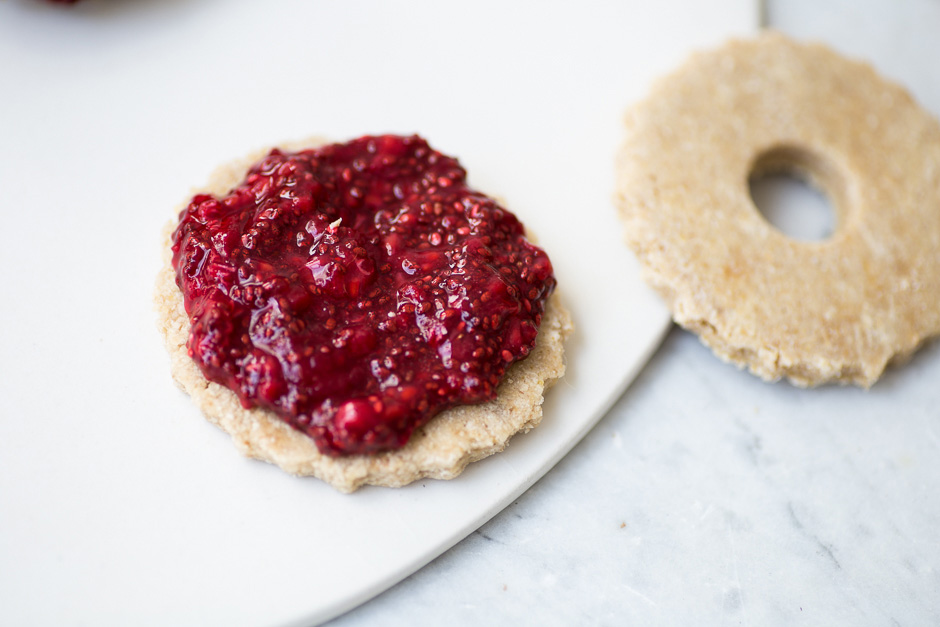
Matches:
[171,135,556,456]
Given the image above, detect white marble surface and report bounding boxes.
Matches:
[330,2,940,625]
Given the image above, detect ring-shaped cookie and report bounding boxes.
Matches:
[616,32,940,386]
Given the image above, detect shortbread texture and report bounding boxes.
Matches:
[616,32,940,386]
[156,141,572,492]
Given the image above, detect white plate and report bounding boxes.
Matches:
[0,1,753,624]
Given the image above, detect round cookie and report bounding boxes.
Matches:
[616,32,940,387]
[156,140,572,492]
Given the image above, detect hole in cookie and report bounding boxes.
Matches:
[748,147,839,242]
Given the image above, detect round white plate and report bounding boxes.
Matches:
[0,1,753,624]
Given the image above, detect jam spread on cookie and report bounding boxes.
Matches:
[172,135,555,456]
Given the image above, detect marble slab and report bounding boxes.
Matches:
[330,1,940,624]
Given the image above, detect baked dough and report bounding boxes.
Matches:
[156,141,572,492]
[616,32,940,386]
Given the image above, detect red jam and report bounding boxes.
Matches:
[172,135,555,456]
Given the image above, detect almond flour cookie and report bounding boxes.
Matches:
[616,32,940,387]
[156,136,572,492]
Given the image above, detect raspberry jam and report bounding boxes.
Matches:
[172,135,556,456]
